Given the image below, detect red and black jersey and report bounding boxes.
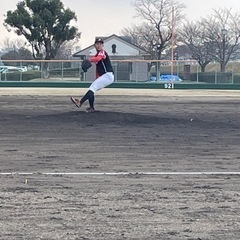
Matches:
[89,50,113,77]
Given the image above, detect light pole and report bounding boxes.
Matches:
[221,28,228,72]
[153,44,161,81]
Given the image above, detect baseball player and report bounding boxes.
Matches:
[70,38,114,112]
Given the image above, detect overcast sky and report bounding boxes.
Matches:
[0,0,239,49]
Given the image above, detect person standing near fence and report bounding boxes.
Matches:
[70,38,114,113]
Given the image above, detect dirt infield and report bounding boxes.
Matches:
[0,89,240,239]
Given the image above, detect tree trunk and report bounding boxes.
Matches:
[201,65,205,73]
[43,61,50,79]
[220,62,226,72]
[199,61,211,73]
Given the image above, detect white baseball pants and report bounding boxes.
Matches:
[89,72,114,93]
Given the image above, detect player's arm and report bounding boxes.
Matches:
[89,50,106,63]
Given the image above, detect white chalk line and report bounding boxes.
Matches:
[0,172,240,176]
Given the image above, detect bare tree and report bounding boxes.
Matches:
[178,21,212,72]
[126,0,185,60]
[1,48,33,66]
[55,38,80,60]
[52,39,80,68]
[179,8,240,73]
[122,23,159,59]
[0,37,34,66]
[202,8,240,72]
[0,37,27,52]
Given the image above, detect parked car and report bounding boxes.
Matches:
[0,66,27,73]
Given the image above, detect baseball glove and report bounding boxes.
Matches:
[82,59,92,72]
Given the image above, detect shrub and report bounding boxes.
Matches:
[190,72,233,83]
[49,68,79,74]
[233,74,240,83]
[0,70,41,81]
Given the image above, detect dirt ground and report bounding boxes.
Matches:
[0,89,240,240]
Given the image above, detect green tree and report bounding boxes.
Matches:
[4,0,80,61]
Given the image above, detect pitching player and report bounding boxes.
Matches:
[70,38,114,112]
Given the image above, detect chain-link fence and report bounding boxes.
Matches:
[1,59,240,84]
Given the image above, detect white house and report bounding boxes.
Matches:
[73,34,151,82]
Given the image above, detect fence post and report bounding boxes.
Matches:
[61,62,64,80]
[79,61,81,82]
[115,62,118,82]
[20,61,23,81]
[196,65,199,83]
[41,62,43,79]
[177,61,179,77]
[135,62,137,83]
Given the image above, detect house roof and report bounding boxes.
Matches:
[73,34,150,57]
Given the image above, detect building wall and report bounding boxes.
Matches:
[80,39,141,57]
[130,62,149,82]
